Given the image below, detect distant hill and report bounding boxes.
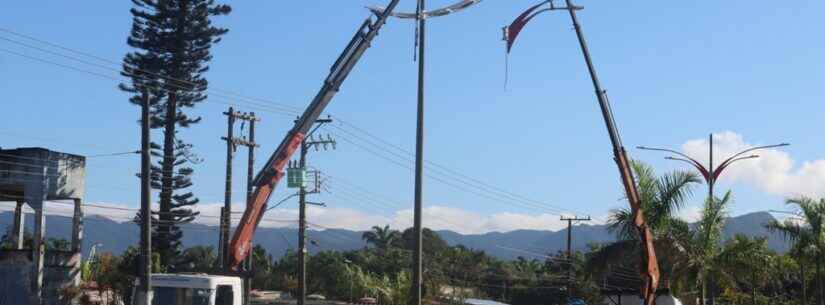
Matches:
[0,211,789,260]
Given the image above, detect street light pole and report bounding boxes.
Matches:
[369,3,483,304]
[709,134,714,201]
[411,1,426,304]
[638,134,788,305]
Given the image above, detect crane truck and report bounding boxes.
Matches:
[133,1,402,304]
[136,0,660,304]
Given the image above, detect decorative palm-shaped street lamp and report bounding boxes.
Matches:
[639,135,788,305]
[638,134,789,201]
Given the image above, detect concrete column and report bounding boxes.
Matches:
[13,200,25,250]
[32,206,45,303]
[26,167,48,304]
[71,198,83,286]
[71,199,83,252]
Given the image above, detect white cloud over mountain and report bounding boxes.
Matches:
[9,131,814,234]
[190,203,581,234]
[0,201,579,234]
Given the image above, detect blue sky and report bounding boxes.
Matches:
[2,0,824,233]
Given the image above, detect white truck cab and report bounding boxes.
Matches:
[135,273,244,305]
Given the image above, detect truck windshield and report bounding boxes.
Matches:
[152,287,213,305]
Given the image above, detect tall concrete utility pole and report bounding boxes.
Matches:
[412,1,427,304]
[140,89,153,305]
[561,215,590,299]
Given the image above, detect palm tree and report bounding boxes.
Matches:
[361,225,401,252]
[766,196,825,305]
[692,191,733,305]
[717,235,773,305]
[591,161,700,292]
[788,241,818,305]
[608,161,700,239]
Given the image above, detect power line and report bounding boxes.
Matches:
[0,28,601,222]
[0,31,587,218]
[321,174,477,233]
[0,47,298,120]
[329,131,571,217]
[0,30,303,115]
[328,125,577,216]
[0,43,581,218]
[329,119,586,216]
[0,27,305,114]
[86,151,140,158]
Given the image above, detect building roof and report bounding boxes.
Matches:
[150,273,242,289]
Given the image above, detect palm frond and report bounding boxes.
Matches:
[764,219,805,243]
[654,170,701,221]
[696,190,733,254]
[607,208,636,240]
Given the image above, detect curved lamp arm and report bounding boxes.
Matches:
[725,143,789,162]
[663,156,711,182]
[638,146,711,182]
[712,155,759,181]
[713,143,788,178]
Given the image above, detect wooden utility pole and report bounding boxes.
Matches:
[220,107,236,268]
[561,215,590,298]
[243,113,258,305]
[220,108,258,269]
[298,142,308,305]
[140,89,153,305]
[294,118,334,305]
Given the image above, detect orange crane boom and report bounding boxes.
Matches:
[226,0,402,270]
[503,1,660,303]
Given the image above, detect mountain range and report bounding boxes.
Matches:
[0,211,789,260]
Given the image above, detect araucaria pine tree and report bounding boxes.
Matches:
[120,0,230,268]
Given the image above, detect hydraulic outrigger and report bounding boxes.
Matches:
[226,0,403,270]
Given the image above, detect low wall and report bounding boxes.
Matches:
[0,250,81,305]
[0,250,34,305]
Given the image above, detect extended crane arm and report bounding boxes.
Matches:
[227,0,402,270]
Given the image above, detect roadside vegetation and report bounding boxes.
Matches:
[6,162,822,305]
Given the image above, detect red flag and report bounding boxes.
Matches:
[504,1,549,53]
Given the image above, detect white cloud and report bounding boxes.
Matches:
[676,205,703,223]
[387,206,570,234]
[681,131,825,199]
[0,201,138,221]
[1,201,584,234]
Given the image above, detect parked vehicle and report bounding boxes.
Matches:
[133,274,242,305]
